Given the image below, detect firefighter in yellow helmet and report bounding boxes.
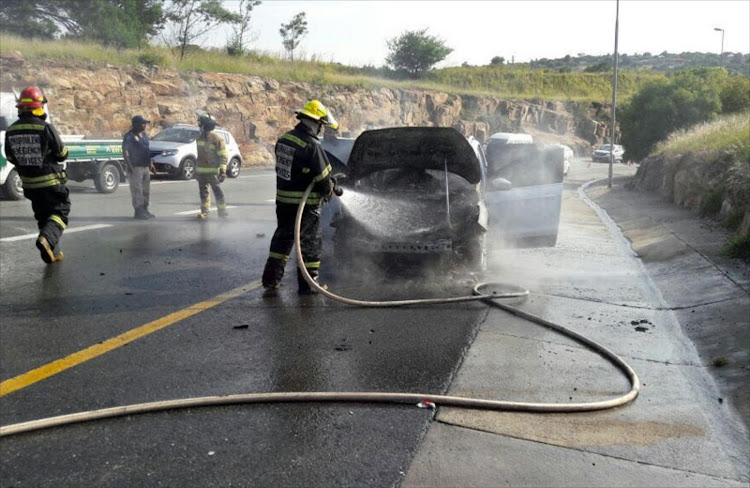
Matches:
[4,86,70,264]
[262,100,339,295]
[195,113,228,218]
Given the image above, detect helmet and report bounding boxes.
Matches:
[17,86,47,116]
[197,113,217,132]
[295,100,338,130]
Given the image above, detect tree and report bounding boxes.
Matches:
[0,0,165,48]
[490,56,505,66]
[164,0,241,60]
[386,28,453,78]
[226,0,261,56]
[279,12,308,64]
[620,68,725,161]
[74,0,165,49]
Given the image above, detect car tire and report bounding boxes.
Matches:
[94,162,120,193]
[3,168,24,200]
[178,157,196,180]
[227,157,241,178]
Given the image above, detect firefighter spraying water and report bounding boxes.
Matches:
[261,100,341,296]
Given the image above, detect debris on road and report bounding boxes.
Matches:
[233,324,249,329]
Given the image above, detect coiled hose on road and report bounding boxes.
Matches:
[0,182,639,437]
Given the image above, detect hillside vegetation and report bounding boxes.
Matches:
[636,112,750,259]
[0,33,664,102]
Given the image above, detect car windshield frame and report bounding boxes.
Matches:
[152,127,200,143]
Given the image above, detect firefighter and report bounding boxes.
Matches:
[195,113,228,219]
[262,100,338,295]
[4,86,70,264]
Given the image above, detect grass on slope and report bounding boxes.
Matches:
[0,33,662,102]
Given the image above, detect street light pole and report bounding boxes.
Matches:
[609,0,620,188]
[714,27,725,67]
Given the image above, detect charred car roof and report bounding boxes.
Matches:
[346,127,482,184]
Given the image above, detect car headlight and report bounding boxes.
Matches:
[160,150,178,156]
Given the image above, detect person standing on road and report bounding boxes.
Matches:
[261,100,338,296]
[4,86,70,264]
[122,115,155,220]
[195,113,229,219]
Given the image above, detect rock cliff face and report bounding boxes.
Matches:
[629,151,750,236]
[0,53,615,165]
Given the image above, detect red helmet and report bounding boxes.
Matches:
[16,86,47,110]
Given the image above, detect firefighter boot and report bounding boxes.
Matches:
[262,257,286,296]
[297,267,326,295]
[36,236,63,264]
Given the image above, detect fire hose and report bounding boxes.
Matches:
[0,182,639,438]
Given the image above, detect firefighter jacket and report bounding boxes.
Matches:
[4,113,69,190]
[274,122,332,206]
[196,130,227,176]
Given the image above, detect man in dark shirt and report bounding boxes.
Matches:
[4,86,69,264]
[262,100,338,295]
[122,115,155,219]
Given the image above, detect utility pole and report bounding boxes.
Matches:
[714,27,725,67]
[609,0,620,188]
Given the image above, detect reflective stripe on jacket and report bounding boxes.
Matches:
[274,123,332,206]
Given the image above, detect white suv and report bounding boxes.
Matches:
[149,124,243,180]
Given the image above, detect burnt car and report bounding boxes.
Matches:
[331,127,489,271]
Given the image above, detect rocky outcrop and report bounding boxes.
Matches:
[0,54,616,166]
[628,151,750,236]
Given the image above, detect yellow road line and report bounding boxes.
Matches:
[0,281,261,398]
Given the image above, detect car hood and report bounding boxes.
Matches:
[346,127,481,184]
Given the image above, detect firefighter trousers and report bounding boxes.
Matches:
[25,184,70,249]
[196,174,226,215]
[262,203,322,292]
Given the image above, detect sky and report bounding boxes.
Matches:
[212,0,750,67]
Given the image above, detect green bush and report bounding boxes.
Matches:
[700,189,724,216]
[720,75,750,114]
[621,68,725,161]
[137,51,166,68]
[723,233,750,261]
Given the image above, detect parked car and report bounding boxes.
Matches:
[149,124,243,180]
[331,127,491,271]
[592,144,624,163]
[484,132,565,247]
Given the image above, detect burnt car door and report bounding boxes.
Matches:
[483,138,564,247]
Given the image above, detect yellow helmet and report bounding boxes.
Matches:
[296,100,338,130]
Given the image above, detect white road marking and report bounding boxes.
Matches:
[173,206,238,216]
[0,224,113,242]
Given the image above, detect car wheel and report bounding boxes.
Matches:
[3,168,24,200]
[178,157,196,180]
[227,157,241,178]
[94,163,120,193]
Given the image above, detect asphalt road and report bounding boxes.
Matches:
[1,159,746,487]
[0,168,493,487]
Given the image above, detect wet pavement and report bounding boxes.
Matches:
[0,161,748,487]
[404,161,749,487]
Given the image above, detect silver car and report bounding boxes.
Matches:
[592,144,624,163]
[149,124,243,180]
